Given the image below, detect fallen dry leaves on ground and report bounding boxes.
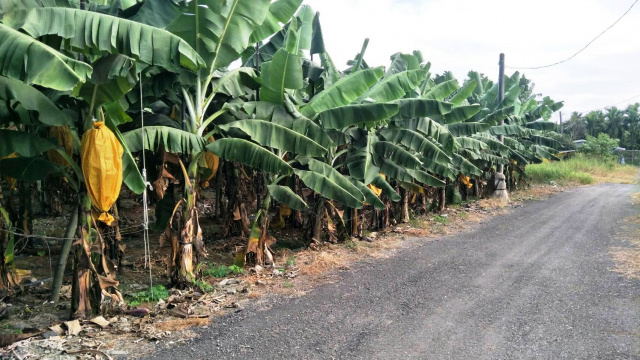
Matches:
[0,184,567,359]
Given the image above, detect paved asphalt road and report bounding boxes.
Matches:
[149,183,640,359]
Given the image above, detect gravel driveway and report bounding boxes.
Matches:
[149,183,640,359]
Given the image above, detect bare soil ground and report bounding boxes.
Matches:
[0,184,567,359]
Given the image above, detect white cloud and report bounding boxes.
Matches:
[302,0,640,115]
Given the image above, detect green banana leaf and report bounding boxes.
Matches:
[378,158,412,183]
[423,160,456,180]
[0,76,72,126]
[123,126,207,155]
[260,49,303,104]
[405,169,445,187]
[207,138,292,175]
[346,132,379,185]
[356,69,426,103]
[479,106,515,125]
[267,184,307,211]
[249,0,304,43]
[4,7,205,72]
[79,54,138,107]
[318,103,399,130]
[129,0,182,28]
[400,117,456,153]
[489,124,525,136]
[438,105,482,124]
[451,153,483,177]
[446,122,490,137]
[294,169,362,209]
[455,136,488,151]
[310,11,325,55]
[370,173,400,201]
[385,53,421,77]
[292,117,333,149]
[379,129,451,165]
[391,99,453,121]
[530,135,562,148]
[0,23,91,91]
[1,157,77,189]
[166,0,269,70]
[301,67,384,118]
[0,129,57,157]
[525,120,556,131]
[449,80,477,106]
[260,13,312,104]
[503,137,527,152]
[297,157,364,202]
[349,178,385,210]
[104,117,145,194]
[423,79,458,100]
[472,133,511,156]
[374,141,422,170]
[220,120,327,156]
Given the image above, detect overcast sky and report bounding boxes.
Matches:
[302,0,640,121]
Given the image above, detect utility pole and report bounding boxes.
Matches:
[493,53,508,201]
[496,53,505,174]
[559,111,563,134]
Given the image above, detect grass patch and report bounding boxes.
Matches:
[125,285,169,306]
[285,256,297,267]
[206,264,244,278]
[525,154,636,185]
[433,215,448,224]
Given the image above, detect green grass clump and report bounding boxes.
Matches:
[207,264,244,278]
[125,285,169,306]
[524,154,635,185]
[208,265,230,278]
[285,256,297,267]
[433,215,448,224]
[525,162,594,185]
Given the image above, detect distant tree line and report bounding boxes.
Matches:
[561,103,640,150]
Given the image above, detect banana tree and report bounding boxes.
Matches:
[0,2,205,316]
[117,0,306,283]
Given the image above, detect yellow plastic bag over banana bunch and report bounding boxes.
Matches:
[80,122,123,225]
[47,126,73,167]
[200,137,220,189]
[366,173,384,198]
[458,174,473,189]
[367,183,382,197]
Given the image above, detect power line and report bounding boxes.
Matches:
[612,93,640,106]
[506,0,638,70]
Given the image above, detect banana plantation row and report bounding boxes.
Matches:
[0,0,563,319]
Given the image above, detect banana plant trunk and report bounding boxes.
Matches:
[71,195,97,319]
[351,209,359,237]
[50,209,78,302]
[167,158,206,286]
[311,197,326,243]
[0,205,12,290]
[438,180,447,212]
[400,188,410,223]
[223,164,250,237]
[246,193,273,266]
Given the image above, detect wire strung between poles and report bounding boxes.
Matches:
[506,0,639,70]
[139,75,154,300]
